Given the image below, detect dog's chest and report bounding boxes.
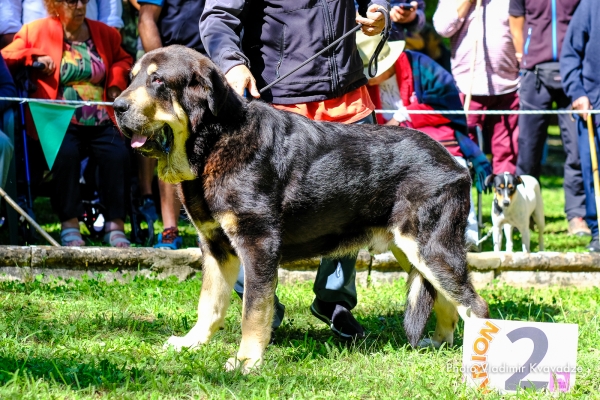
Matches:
[493,196,533,227]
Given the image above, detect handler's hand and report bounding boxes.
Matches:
[225,64,260,98]
[34,55,55,75]
[390,1,418,24]
[573,95,592,120]
[357,4,386,36]
[107,86,122,101]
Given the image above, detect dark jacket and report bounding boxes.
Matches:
[0,55,17,113]
[509,0,579,69]
[560,0,600,112]
[158,0,206,54]
[200,0,389,104]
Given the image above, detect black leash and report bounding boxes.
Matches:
[259,7,391,94]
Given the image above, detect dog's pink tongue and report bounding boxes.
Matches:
[131,134,148,148]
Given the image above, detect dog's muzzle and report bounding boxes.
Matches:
[113,97,174,155]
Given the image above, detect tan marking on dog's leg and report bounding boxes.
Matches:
[131,62,141,77]
[431,293,458,347]
[388,243,412,273]
[407,272,424,310]
[393,230,443,291]
[393,229,479,321]
[146,63,158,75]
[226,290,274,374]
[165,253,240,351]
[218,212,238,235]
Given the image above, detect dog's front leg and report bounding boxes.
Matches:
[165,243,240,351]
[492,224,503,252]
[225,229,280,374]
[503,224,514,252]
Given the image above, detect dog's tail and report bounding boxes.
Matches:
[403,269,436,347]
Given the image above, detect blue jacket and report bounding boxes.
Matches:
[138,0,207,54]
[200,0,389,105]
[0,55,17,114]
[560,0,600,111]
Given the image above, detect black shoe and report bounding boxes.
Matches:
[587,238,600,252]
[310,299,365,339]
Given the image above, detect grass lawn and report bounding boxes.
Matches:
[0,276,599,398]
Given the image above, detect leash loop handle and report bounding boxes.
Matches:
[367,7,392,78]
[260,7,391,93]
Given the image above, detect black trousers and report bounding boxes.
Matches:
[516,69,586,220]
[51,124,131,222]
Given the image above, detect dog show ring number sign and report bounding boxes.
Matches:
[462,319,578,394]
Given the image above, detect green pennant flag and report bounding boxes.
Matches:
[29,102,77,170]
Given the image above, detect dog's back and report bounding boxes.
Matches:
[245,102,470,262]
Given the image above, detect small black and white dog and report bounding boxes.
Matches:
[486,173,545,252]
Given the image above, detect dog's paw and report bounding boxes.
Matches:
[417,338,437,348]
[225,357,261,374]
[163,335,200,351]
[417,338,451,349]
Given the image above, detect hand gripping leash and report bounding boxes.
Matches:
[259,7,391,94]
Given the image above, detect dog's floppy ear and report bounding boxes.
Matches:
[515,175,524,186]
[184,58,230,126]
[205,66,230,117]
[484,174,495,188]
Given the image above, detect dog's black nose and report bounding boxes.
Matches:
[502,200,510,207]
[113,98,129,114]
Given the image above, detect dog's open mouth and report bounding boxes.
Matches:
[129,124,174,154]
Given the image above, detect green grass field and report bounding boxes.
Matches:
[0,276,598,398]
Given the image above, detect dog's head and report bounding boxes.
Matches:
[485,172,523,210]
[113,45,232,183]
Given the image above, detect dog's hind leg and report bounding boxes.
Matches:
[519,225,531,252]
[165,237,240,351]
[389,243,412,273]
[403,269,435,347]
[393,185,489,346]
[392,242,460,348]
[533,203,545,252]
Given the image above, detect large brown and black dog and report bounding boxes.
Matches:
[114,45,489,372]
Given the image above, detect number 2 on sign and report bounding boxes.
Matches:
[504,327,549,390]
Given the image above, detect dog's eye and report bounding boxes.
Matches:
[152,76,164,85]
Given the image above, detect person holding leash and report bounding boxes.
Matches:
[560,0,600,252]
[200,0,389,339]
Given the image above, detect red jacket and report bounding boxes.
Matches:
[367,52,463,157]
[1,17,133,138]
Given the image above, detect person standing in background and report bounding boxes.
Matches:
[509,0,589,236]
[560,0,600,251]
[433,0,520,175]
[1,0,123,49]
